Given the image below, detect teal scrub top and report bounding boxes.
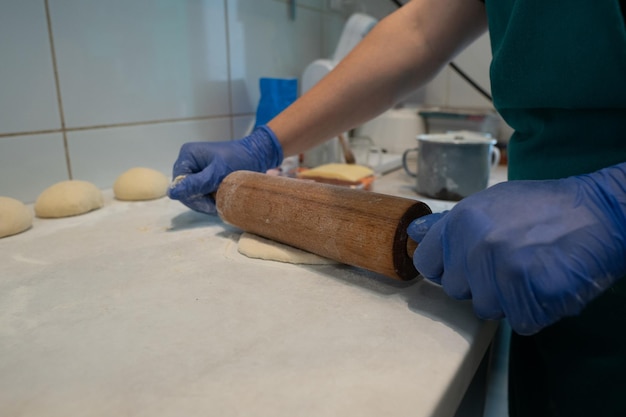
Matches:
[483,1,626,416]
[486,0,626,180]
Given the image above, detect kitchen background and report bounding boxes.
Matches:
[0,0,493,204]
[0,1,507,415]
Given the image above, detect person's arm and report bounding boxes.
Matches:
[270,0,487,156]
[169,0,487,214]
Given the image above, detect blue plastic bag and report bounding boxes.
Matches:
[254,78,298,127]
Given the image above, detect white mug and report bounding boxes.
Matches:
[402,131,501,201]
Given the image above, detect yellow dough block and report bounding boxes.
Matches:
[298,163,374,182]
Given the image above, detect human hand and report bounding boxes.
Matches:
[407,162,626,335]
[168,125,283,214]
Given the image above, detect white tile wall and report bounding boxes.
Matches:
[423,68,450,108]
[448,32,493,109]
[422,32,493,110]
[0,1,60,134]
[228,0,325,114]
[232,115,256,138]
[319,14,342,55]
[0,134,68,202]
[0,0,494,205]
[68,119,231,189]
[356,0,396,19]
[288,0,324,10]
[49,0,230,127]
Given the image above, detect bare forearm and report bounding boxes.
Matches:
[268,0,487,156]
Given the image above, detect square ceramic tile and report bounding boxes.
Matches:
[272,0,324,11]
[49,0,230,128]
[67,118,231,189]
[422,67,450,108]
[228,0,324,114]
[232,115,255,138]
[321,0,395,18]
[301,0,325,10]
[0,134,69,203]
[0,2,61,134]
[287,0,328,10]
[448,70,493,109]
[349,0,396,19]
[321,12,347,58]
[448,32,493,109]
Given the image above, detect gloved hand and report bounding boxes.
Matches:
[407,162,626,335]
[168,125,283,214]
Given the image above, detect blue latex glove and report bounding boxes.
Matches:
[407,162,626,335]
[168,125,283,214]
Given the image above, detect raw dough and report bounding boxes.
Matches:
[238,232,337,265]
[0,196,33,238]
[35,180,103,218]
[114,167,169,201]
[171,175,186,187]
[298,163,373,182]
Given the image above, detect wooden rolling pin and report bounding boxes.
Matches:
[216,171,432,281]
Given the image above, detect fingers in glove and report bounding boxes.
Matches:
[412,215,447,284]
[168,170,220,215]
[464,252,504,321]
[171,142,207,178]
[177,194,217,215]
[169,164,222,201]
[407,211,448,242]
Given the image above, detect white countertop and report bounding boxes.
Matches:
[0,166,506,417]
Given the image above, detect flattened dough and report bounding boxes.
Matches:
[0,196,33,238]
[298,163,373,182]
[114,167,169,201]
[35,180,103,218]
[238,232,337,265]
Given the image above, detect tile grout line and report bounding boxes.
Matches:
[0,114,253,139]
[0,128,61,139]
[44,0,72,179]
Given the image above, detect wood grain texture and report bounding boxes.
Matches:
[216,171,432,280]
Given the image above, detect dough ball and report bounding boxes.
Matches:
[35,180,103,218]
[114,167,169,201]
[238,232,337,265]
[0,197,33,238]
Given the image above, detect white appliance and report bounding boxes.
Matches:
[300,13,377,168]
[354,106,426,153]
